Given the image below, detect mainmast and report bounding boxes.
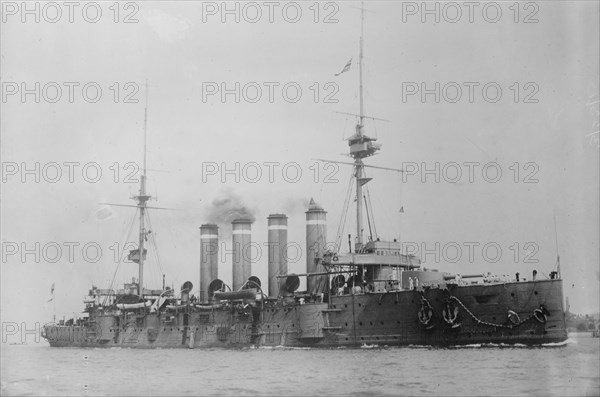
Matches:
[359,4,365,124]
[350,2,380,251]
[356,3,365,249]
[133,82,151,296]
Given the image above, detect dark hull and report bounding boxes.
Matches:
[43,279,567,348]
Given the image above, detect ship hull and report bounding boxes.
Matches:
[43,279,567,348]
[258,279,567,347]
[43,307,257,349]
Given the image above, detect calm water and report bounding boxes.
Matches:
[1,333,598,397]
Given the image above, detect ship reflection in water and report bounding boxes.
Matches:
[1,335,599,397]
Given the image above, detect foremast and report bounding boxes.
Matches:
[350,2,380,251]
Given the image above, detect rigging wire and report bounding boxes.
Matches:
[145,211,165,279]
[103,211,137,306]
[373,118,379,140]
[342,115,350,141]
[335,172,355,252]
[363,193,373,241]
[365,185,378,239]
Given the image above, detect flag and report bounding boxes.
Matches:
[47,298,53,302]
[399,207,404,213]
[334,58,352,76]
[50,282,55,294]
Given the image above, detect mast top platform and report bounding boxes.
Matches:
[348,128,381,159]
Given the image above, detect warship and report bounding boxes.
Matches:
[42,5,567,348]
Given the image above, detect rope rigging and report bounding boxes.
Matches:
[103,212,137,306]
[335,172,355,252]
[365,185,377,240]
[145,211,165,281]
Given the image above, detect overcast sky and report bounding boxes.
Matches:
[1,1,598,325]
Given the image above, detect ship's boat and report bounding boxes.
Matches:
[42,3,567,349]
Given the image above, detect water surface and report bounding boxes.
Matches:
[1,333,598,396]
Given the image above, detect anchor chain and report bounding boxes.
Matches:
[414,291,547,331]
[447,295,543,329]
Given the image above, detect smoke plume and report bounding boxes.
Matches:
[205,188,256,224]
